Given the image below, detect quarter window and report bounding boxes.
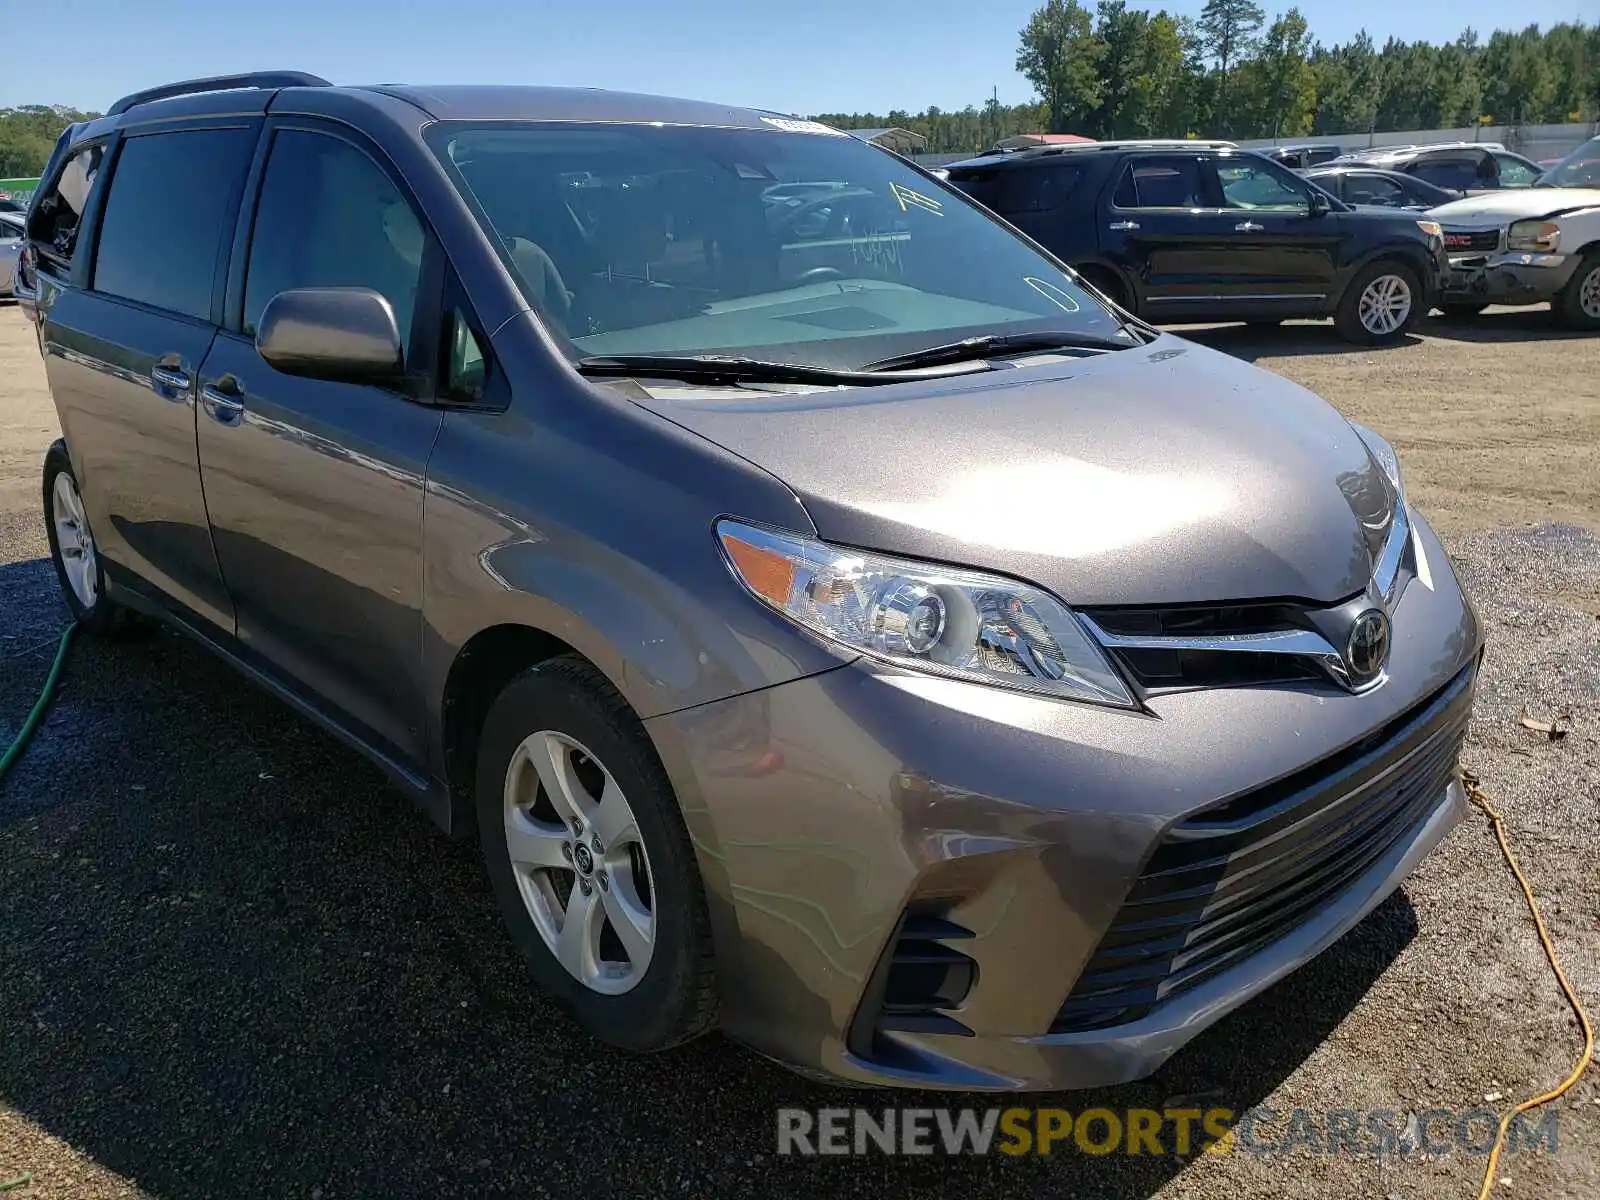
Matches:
[93,129,257,320]
[1000,163,1083,213]
[243,129,426,343]
[445,308,488,401]
[29,143,106,267]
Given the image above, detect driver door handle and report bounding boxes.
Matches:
[1235,221,1264,232]
[200,376,245,426]
[1108,220,1140,231]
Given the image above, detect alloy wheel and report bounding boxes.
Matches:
[52,472,99,609]
[1580,264,1600,320]
[1358,273,1413,336]
[502,729,656,995]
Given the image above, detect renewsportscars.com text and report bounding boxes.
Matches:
[776,1106,1561,1158]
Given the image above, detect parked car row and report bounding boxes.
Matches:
[941,134,1600,335]
[944,140,1450,342]
[6,73,1490,1094]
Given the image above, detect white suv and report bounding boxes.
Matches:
[1429,135,1600,328]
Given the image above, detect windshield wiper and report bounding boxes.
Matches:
[574,353,991,386]
[860,329,1140,373]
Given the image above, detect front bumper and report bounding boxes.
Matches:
[646,512,1482,1090]
[1442,250,1579,306]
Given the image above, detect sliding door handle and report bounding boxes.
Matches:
[150,365,191,397]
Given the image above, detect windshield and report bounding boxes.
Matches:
[1536,137,1600,188]
[425,121,1128,371]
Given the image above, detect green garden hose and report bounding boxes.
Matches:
[0,625,75,784]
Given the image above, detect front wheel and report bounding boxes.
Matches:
[1336,261,1421,345]
[476,656,717,1052]
[1555,253,1600,331]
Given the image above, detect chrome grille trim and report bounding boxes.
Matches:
[1080,507,1411,694]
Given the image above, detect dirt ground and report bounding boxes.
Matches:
[0,306,1597,1200]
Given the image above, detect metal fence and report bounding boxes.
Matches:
[910,123,1597,170]
[1235,122,1597,165]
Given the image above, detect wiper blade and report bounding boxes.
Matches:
[860,329,1138,373]
[574,353,989,386]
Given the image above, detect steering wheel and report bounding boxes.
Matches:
[797,266,845,284]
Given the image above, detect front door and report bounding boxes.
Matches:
[196,122,442,767]
[1203,155,1341,315]
[1099,153,1246,317]
[39,125,258,630]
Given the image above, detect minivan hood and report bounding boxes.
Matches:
[1429,188,1600,223]
[630,338,1394,607]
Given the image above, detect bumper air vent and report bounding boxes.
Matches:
[848,909,977,1059]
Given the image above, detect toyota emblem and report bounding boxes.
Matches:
[1345,608,1391,686]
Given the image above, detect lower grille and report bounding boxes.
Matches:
[1053,665,1474,1033]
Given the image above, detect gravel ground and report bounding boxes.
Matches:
[0,307,1596,1198]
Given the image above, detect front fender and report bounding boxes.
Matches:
[417,368,849,783]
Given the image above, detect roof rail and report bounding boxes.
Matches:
[107,71,332,117]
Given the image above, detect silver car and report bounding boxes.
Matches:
[29,72,1482,1092]
[0,213,24,296]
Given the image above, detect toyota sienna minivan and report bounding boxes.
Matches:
[22,72,1481,1090]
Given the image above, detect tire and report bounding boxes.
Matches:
[1335,260,1422,345]
[476,655,716,1052]
[1437,303,1488,320]
[42,442,129,636]
[1555,252,1600,331]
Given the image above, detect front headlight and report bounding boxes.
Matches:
[1349,420,1403,498]
[1507,219,1559,252]
[1415,219,1443,240]
[716,520,1135,708]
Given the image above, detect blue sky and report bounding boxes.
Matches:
[2,0,1592,116]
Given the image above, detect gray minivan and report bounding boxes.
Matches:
[22,73,1481,1091]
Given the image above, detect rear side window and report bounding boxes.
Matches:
[1409,156,1488,190]
[93,128,257,321]
[1306,147,1341,166]
[242,129,425,342]
[1112,157,1207,209]
[1492,154,1539,187]
[1344,173,1408,207]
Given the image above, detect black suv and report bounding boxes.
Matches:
[945,143,1448,343]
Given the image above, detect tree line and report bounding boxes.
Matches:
[2,14,1595,174]
[814,7,1600,152]
[0,105,98,178]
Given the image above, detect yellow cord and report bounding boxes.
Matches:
[1462,771,1594,1199]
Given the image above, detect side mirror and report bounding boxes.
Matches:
[1308,191,1332,217]
[256,287,404,384]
